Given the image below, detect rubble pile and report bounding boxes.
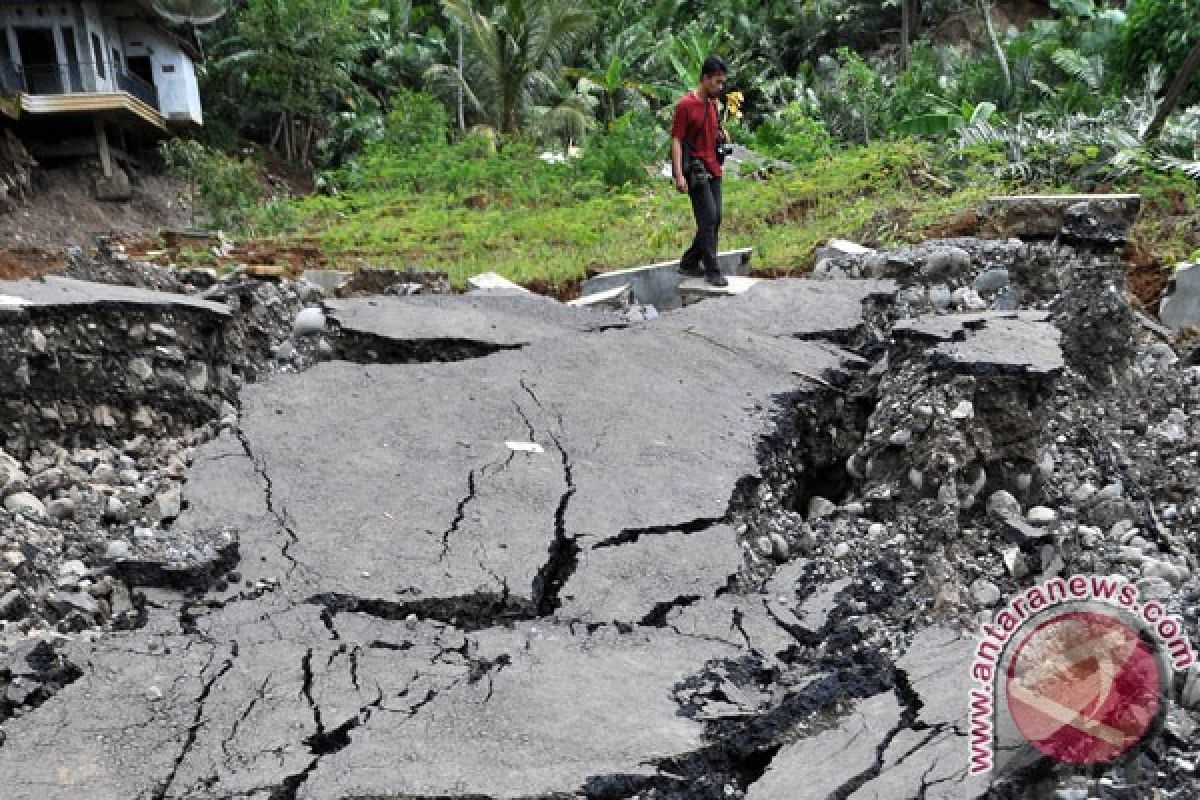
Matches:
[0,193,1197,799]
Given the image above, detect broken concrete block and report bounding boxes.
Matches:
[815,238,874,262]
[980,194,1140,243]
[678,275,762,305]
[567,283,631,310]
[302,269,352,294]
[1160,264,1200,333]
[93,167,132,202]
[467,272,528,293]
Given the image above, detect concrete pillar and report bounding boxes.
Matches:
[94,116,112,178]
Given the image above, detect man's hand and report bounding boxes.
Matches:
[674,174,689,193]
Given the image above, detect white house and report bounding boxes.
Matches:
[0,0,204,129]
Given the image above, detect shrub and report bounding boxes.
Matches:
[576,110,664,188]
[159,139,263,231]
[752,102,835,164]
[817,48,889,144]
[381,88,451,155]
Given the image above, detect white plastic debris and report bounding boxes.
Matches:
[506,441,545,454]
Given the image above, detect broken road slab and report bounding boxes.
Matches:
[0,266,1092,800]
[325,291,625,359]
[893,311,1065,376]
[0,274,230,318]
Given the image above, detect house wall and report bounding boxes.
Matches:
[79,1,112,91]
[121,21,201,123]
[0,1,203,124]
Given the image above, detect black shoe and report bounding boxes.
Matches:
[705,270,729,287]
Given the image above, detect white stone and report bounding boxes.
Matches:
[807,496,837,520]
[950,401,975,420]
[4,492,45,518]
[986,491,1021,517]
[293,307,327,336]
[1026,506,1058,525]
[971,579,1002,607]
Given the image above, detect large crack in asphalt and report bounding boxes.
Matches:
[519,380,582,618]
[153,641,238,800]
[234,425,303,579]
[331,330,525,365]
[306,590,533,632]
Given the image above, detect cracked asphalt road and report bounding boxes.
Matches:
[0,279,1061,799]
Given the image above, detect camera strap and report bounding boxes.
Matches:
[684,93,717,169]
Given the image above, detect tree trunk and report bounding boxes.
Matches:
[976,0,1012,103]
[1145,39,1200,141]
[456,25,466,132]
[270,113,285,153]
[901,0,911,69]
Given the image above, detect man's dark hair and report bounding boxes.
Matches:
[701,55,727,78]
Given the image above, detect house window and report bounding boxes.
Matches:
[161,64,174,73]
[91,33,103,78]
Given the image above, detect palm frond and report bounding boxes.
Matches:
[1157,155,1200,179]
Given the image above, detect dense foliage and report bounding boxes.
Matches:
[167,0,1200,284]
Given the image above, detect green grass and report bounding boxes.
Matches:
[257,140,1004,289]
[250,138,1196,290]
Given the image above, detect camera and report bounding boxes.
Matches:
[716,142,734,165]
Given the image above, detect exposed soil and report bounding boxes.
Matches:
[0,163,191,251]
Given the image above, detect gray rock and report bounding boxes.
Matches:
[105,540,131,560]
[807,496,837,520]
[972,268,1010,293]
[129,358,154,383]
[921,246,971,279]
[768,532,789,561]
[4,492,45,518]
[92,463,119,485]
[1160,264,1200,332]
[25,327,47,353]
[186,363,209,392]
[30,467,66,495]
[951,287,987,311]
[273,341,298,363]
[928,285,952,311]
[1002,547,1029,579]
[1182,664,1200,711]
[45,590,98,616]
[104,496,128,523]
[971,578,1002,606]
[0,589,28,620]
[987,490,1022,517]
[153,488,183,522]
[46,498,75,520]
[293,307,327,336]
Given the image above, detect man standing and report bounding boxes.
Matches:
[671,55,730,287]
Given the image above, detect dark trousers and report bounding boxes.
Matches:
[681,177,722,274]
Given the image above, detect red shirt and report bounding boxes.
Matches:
[671,91,722,179]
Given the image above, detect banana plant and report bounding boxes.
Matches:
[894,99,997,136]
